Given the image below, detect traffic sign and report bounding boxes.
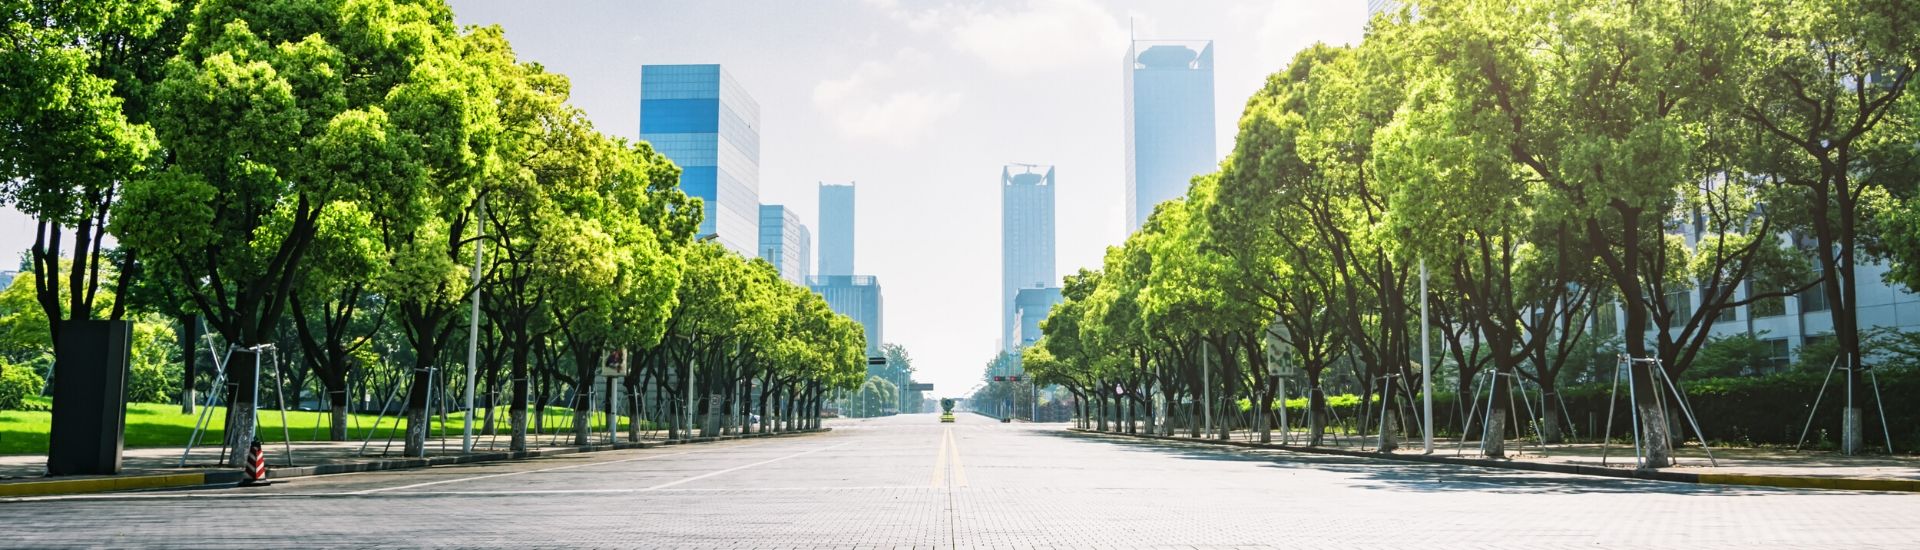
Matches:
[597,349,628,378]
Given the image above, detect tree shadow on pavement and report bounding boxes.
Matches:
[1046,430,1800,497]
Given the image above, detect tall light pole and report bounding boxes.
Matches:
[462,195,485,454]
[1421,258,1434,454]
[1202,339,1211,436]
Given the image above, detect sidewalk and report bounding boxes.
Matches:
[1072,426,1920,492]
[0,427,822,497]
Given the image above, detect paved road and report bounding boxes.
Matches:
[3,412,1917,548]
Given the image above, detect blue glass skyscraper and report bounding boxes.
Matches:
[759,204,811,286]
[811,275,885,357]
[1124,39,1216,233]
[1002,165,1056,351]
[817,183,855,276]
[640,64,761,256]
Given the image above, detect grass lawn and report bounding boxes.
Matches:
[0,398,649,456]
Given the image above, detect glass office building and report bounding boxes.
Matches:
[1013,286,1063,350]
[1002,165,1056,351]
[1124,39,1216,233]
[1368,0,1398,17]
[817,183,855,276]
[640,64,761,256]
[759,204,812,286]
[811,275,885,357]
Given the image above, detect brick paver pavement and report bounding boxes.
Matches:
[1,413,1917,548]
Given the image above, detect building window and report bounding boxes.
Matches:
[1803,333,1834,350]
[1593,304,1618,339]
[1650,289,1691,326]
[1761,338,1791,374]
[1751,290,1787,319]
[1800,285,1830,312]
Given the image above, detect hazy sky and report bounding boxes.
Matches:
[0,0,1367,397]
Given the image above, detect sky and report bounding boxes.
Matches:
[0,0,1369,398]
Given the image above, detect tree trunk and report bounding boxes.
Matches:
[1188,397,1201,438]
[628,378,643,442]
[508,339,530,451]
[328,389,349,441]
[1377,379,1399,453]
[1629,362,1672,467]
[1481,367,1509,458]
[1258,383,1274,444]
[1540,388,1564,444]
[402,364,433,457]
[573,383,593,446]
[1307,370,1326,447]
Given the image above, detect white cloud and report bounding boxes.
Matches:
[812,51,963,144]
[870,0,1128,76]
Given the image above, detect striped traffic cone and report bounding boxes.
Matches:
[238,440,271,487]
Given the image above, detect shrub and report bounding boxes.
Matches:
[127,357,179,404]
[0,363,45,410]
[1690,333,1779,378]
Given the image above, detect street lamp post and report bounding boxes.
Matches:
[1202,339,1211,437]
[1421,259,1433,454]
[462,195,485,454]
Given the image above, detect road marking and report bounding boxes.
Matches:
[640,441,852,492]
[931,427,952,488]
[350,447,718,495]
[947,427,968,488]
[383,485,932,496]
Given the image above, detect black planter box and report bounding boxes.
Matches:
[47,319,132,476]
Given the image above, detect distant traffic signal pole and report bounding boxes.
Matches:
[991,374,1021,421]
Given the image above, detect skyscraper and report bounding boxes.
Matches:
[811,275,884,357]
[1124,39,1216,233]
[1368,0,1402,18]
[639,64,761,256]
[817,183,855,276]
[1002,165,1056,351]
[758,204,811,286]
[1013,285,1063,350]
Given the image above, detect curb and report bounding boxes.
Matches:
[0,427,832,498]
[1067,428,1920,493]
[0,472,214,498]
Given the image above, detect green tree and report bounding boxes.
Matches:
[0,0,179,400]
[1208,45,1353,447]
[1407,0,1749,467]
[285,201,385,439]
[1731,0,1920,455]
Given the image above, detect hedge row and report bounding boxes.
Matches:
[1203,369,1920,450]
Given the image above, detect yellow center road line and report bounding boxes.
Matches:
[931,427,952,488]
[947,427,968,488]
